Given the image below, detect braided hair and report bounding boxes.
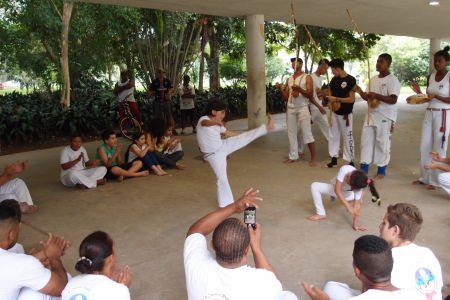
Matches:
[212,218,250,264]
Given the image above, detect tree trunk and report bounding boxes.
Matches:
[60,0,73,109]
[206,26,220,90]
[198,19,209,91]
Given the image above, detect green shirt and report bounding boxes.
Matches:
[96,144,118,166]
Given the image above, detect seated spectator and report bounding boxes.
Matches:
[184,188,297,300]
[301,235,423,300]
[125,132,167,176]
[62,231,131,300]
[424,151,450,195]
[96,129,149,181]
[0,200,70,300]
[146,118,185,169]
[379,203,443,300]
[60,134,107,189]
[309,203,443,300]
[0,161,37,214]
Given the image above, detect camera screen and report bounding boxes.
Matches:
[244,209,256,225]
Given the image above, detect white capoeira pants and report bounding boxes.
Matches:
[287,106,314,160]
[360,112,393,167]
[60,167,107,189]
[310,104,330,141]
[438,172,450,196]
[0,178,33,205]
[323,281,359,300]
[205,125,268,207]
[419,109,450,186]
[311,182,355,216]
[277,291,298,300]
[329,113,355,163]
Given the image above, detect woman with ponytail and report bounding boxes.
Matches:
[411,46,450,190]
[62,231,131,300]
[307,165,380,231]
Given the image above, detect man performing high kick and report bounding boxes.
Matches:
[197,99,275,207]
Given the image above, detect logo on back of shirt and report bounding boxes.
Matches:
[203,293,231,300]
[341,82,347,89]
[66,287,94,300]
[439,84,444,89]
[415,267,437,300]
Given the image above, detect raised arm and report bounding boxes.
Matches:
[186,188,262,237]
[248,223,278,278]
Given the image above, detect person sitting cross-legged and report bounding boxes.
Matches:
[0,200,70,300]
[96,129,149,181]
[301,235,423,300]
[184,188,298,300]
[0,161,38,214]
[60,134,107,189]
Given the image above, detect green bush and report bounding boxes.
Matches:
[0,85,284,145]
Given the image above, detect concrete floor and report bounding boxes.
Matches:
[1,96,449,299]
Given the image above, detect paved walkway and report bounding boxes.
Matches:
[1,96,448,299]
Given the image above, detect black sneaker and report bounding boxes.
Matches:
[349,161,355,166]
[172,130,179,136]
[327,157,337,168]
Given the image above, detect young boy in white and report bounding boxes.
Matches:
[379,203,443,300]
[197,100,274,207]
[280,58,317,165]
[308,165,379,231]
[60,135,107,189]
[178,74,197,134]
[0,201,70,300]
[301,235,423,300]
[356,53,401,179]
[184,188,297,300]
[311,59,331,141]
[0,161,37,214]
[411,46,450,189]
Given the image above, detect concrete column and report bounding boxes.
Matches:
[245,15,266,129]
[429,38,441,73]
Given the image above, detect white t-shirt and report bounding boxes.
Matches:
[288,74,310,108]
[62,274,130,300]
[332,165,363,200]
[311,72,323,103]
[427,71,450,109]
[366,74,401,122]
[0,248,52,300]
[391,243,443,300]
[184,233,283,300]
[117,79,136,103]
[60,145,89,179]
[196,116,227,153]
[178,85,196,110]
[349,288,423,300]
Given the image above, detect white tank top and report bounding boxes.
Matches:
[288,74,309,108]
[427,71,450,109]
[117,79,136,103]
[127,144,145,162]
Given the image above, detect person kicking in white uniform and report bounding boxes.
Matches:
[356,53,400,179]
[0,161,37,214]
[197,99,275,207]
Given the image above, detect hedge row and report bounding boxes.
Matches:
[0,85,284,145]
